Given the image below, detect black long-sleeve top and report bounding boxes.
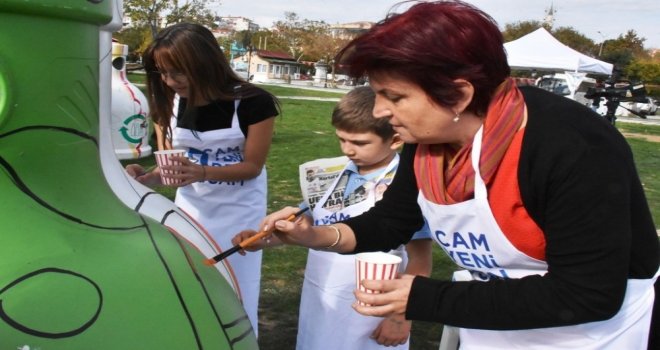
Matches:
[344,86,659,330]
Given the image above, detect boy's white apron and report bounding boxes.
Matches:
[418,127,657,349]
[297,155,409,350]
[171,98,265,336]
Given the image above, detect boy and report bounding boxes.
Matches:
[234,87,432,349]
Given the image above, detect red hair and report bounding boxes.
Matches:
[336,0,510,115]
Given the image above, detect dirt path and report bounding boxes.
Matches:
[622,132,660,143]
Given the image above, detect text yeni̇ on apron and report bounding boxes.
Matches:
[418,126,657,349]
[172,97,265,336]
[297,155,409,350]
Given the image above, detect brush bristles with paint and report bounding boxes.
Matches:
[203,207,309,266]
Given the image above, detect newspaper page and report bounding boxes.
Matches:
[299,156,349,212]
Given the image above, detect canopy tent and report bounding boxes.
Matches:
[504,28,613,75]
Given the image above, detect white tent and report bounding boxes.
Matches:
[504,28,613,75]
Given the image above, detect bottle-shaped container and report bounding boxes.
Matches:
[110,41,152,159]
[0,1,257,349]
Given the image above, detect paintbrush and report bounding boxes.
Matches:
[203,207,309,266]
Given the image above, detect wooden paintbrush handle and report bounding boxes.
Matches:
[238,212,296,248]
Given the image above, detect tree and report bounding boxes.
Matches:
[113,25,153,62]
[266,12,356,63]
[627,59,660,85]
[123,0,218,40]
[552,26,596,57]
[166,0,216,28]
[600,30,648,73]
[304,33,350,63]
[499,19,658,86]
[270,12,313,61]
[233,30,254,51]
[503,22,596,56]
[501,20,545,42]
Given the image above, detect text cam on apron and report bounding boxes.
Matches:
[172,97,266,335]
[297,154,409,350]
[418,126,658,349]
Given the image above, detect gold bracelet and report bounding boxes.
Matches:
[322,225,341,250]
[200,165,206,181]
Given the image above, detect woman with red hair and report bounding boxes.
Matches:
[234,1,658,348]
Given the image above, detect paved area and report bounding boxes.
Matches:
[260,81,352,94]
[615,114,660,126]
[277,96,341,102]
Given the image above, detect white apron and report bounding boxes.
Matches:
[419,127,658,349]
[172,98,265,336]
[297,155,410,350]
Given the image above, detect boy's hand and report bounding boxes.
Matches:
[371,313,411,347]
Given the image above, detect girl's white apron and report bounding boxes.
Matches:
[419,127,657,349]
[297,155,409,350]
[171,97,265,336]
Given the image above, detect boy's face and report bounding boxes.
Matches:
[335,129,398,174]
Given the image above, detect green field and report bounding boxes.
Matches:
[123,81,660,349]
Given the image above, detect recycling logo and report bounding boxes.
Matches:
[119,114,147,144]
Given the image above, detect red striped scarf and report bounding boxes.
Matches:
[414,78,525,204]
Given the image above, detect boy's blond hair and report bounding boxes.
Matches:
[331,86,395,140]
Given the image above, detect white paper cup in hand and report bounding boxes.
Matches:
[355,252,402,306]
[154,149,186,185]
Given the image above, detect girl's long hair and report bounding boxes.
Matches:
[142,22,279,145]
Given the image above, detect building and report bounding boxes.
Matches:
[328,21,373,39]
[231,49,303,83]
[212,16,259,38]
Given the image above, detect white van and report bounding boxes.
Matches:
[536,73,597,108]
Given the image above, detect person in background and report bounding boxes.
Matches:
[235,1,659,349]
[234,87,432,349]
[125,22,280,336]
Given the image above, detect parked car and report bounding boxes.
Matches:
[231,68,254,82]
[633,97,657,115]
[535,73,597,107]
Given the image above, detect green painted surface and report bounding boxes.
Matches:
[0,2,257,349]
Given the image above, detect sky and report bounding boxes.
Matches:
[212,0,660,49]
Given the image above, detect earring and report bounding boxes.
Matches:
[453,111,461,123]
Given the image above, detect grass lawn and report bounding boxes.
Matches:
[122,82,660,349]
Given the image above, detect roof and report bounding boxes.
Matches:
[255,50,296,61]
[504,28,613,75]
[266,59,303,65]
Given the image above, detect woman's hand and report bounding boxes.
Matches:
[371,313,411,347]
[230,229,282,255]
[353,274,415,318]
[160,156,206,186]
[125,164,161,186]
[258,206,316,247]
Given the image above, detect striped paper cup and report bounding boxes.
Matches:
[154,149,186,185]
[355,252,402,306]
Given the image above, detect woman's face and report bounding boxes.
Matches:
[370,74,460,145]
[156,63,189,97]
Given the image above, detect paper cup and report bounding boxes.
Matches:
[154,149,185,185]
[355,252,402,306]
